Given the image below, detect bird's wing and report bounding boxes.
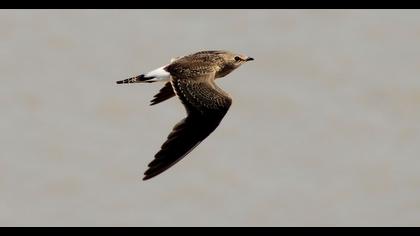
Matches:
[143,72,232,180]
[149,55,213,106]
[150,82,176,106]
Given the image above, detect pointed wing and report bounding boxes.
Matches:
[143,72,232,180]
[150,82,176,106]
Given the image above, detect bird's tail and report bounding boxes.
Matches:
[117,66,171,85]
[116,74,153,84]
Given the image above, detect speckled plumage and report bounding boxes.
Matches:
[116,50,254,180]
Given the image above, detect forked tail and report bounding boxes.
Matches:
[117,66,171,84]
[116,74,153,84]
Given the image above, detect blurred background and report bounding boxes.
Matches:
[1,9,420,226]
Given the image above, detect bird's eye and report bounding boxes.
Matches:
[234,56,242,61]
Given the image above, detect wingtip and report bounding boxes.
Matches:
[143,168,156,181]
[142,174,154,181]
[143,165,166,181]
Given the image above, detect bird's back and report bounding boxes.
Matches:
[166,52,223,79]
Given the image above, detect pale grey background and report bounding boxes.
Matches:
[1,9,420,226]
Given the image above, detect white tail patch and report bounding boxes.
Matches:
[144,66,171,82]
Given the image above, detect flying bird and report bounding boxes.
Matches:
[116,50,254,180]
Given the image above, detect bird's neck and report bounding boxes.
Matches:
[216,65,236,78]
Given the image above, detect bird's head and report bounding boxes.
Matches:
[216,51,254,77]
[222,52,254,67]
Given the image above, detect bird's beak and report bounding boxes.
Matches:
[246,57,254,61]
